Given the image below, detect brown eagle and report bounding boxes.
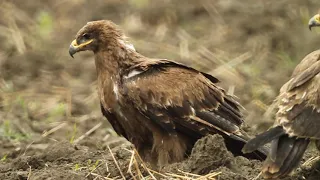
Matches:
[242,14,320,179]
[69,20,266,167]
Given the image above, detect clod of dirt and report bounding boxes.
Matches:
[229,156,262,179]
[164,134,262,179]
[165,134,233,174]
[42,141,77,162]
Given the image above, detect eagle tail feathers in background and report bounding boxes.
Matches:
[262,136,310,178]
[224,132,269,160]
[242,126,285,154]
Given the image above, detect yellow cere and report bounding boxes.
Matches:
[71,39,78,46]
[316,14,320,22]
[71,39,93,48]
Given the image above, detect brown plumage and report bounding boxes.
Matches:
[243,14,320,178]
[69,20,267,167]
[242,48,320,178]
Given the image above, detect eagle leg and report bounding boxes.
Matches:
[151,130,188,168]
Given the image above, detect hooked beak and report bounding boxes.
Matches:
[308,14,320,31]
[68,39,93,58]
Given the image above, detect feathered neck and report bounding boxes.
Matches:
[94,38,143,80]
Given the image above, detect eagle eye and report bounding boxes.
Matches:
[82,33,91,40]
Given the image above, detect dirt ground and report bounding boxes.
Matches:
[0,134,319,180]
[1,0,320,179]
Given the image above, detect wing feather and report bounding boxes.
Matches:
[121,60,244,138]
[286,61,320,91]
[275,50,320,138]
[100,103,128,139]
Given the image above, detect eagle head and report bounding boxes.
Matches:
[308,13,320,31]
[69,20,123,57]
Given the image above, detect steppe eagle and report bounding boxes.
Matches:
[69,20,267,167]
[242,14,320,179]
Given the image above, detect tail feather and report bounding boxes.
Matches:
[195,111,269,160]
[242,126,285,154]
[269,138,279,161]
[265,136,295,174]
[273,136,296,170]
[279,139,309,176]
[262,136,310,178]
[226,133,269,160]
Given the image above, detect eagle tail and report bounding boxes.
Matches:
[225,133,269,160]
[195,111,269,159]
[242,126,285,154]
[262,136,310,178]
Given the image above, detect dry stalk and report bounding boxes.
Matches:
[85,161,103,177]
[42,122,67,137]
[107,145,125,179]
[251,171,262,180]
[127,149,137,180]
[73,122,102,144]
[133,149,156,179]
[27,162,32,180]
[302,156,320,167]
[195,171,221,180]
[177,169,201,177]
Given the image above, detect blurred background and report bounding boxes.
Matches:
[1,0,320,153]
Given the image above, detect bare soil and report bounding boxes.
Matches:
[0,134,319,180]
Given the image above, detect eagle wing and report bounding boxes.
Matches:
[100,103,128,139]
[121,59,245,140]
[285,50,320,91]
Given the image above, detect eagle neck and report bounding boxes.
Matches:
[94,45,143,82]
